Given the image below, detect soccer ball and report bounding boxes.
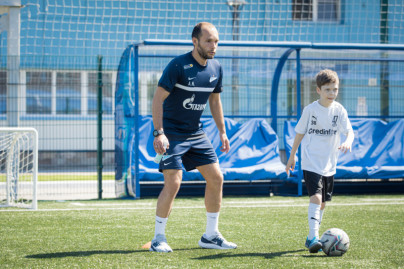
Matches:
[320,228,350,256]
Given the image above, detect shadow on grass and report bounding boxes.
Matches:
[25,250,147,259]
[26,248,326,260]
[301,254,329,258]
[192,249,306,260]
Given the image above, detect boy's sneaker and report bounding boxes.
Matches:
[149,234,173,253]
[198,233,237,250]
[305,236,322,253]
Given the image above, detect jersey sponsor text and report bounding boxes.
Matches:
[183,94,207,111]
[308,128,337,136]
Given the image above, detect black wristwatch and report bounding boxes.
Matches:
[153,129,164,137]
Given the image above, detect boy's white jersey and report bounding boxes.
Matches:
[295,100,353,176]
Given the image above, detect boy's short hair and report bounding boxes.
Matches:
[316,69,339,88]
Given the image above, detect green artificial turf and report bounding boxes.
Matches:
[1,195,403,268]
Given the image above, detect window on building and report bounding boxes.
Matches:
[26,72,52,114]
[0,72,6,114]
[292,0,312,21]
[293,0,340,22]
[56,72,81,114]
[88,72,113,115]
[316,0,339,21]
[21,70,115,116]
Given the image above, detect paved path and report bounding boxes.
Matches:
[1,180,116,201]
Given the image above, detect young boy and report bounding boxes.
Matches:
[285,69,354,253]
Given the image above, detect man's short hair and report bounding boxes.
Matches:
[192,22,214,40]
[316,69,339,88]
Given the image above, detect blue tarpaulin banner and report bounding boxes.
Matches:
[284,119,404,179]
[136,116,288,182]
[114,45,137,197]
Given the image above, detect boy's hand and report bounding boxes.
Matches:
[285,157,296,177]
[338,142,352,153]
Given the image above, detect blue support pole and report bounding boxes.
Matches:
[134,45,140,199]
[270,48,296,132]
[270,48,304,197]
[296,49,302,196]
[97,55,103,199]
[143,39,404,51]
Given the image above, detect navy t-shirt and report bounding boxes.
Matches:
[158,51,223,139]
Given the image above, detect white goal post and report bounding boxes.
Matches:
[0,127,38,210]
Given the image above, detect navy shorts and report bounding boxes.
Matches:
[158,135,218,172]
[303,170,334,202]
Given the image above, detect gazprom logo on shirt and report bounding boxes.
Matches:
[308,128,337,136]
[183,94,207,111]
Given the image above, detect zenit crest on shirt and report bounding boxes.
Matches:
[158,51,223,139]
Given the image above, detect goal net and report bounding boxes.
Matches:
[0,128,38,210]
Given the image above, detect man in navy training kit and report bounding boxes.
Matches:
[150,22,237,252]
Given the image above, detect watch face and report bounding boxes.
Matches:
[153,130,163,137]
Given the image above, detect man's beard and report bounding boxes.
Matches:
[197,43,214,59]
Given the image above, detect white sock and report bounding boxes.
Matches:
[154,216,168,239]
[319,209,325,226]
[308,203,321,240]
[205,212,219,238]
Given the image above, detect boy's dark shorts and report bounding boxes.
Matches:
[158,135,218,172]
[303,170,334,202]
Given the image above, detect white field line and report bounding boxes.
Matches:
[70,202,155,206]
[69,198,404,207]
[1,201,404,212]
[360,198,404,202]
[224,200,297,204]
[69,200,296,207]
[70,197,404,207]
